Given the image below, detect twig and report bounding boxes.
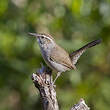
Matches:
[71,98,90,110]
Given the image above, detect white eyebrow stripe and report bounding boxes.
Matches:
[43,35,54,43]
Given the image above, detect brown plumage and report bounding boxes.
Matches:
[50,45,76,70]
[29,32,102,84]
[70,39,102,65]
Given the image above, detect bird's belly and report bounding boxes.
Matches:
[49,60,69,72]
[41,51,69,72]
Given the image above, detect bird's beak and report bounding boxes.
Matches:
[28,32,40,37]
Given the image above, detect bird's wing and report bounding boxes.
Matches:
[69,39,102,65]
[50,45,76,69]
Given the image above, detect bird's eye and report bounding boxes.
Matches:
[41,36,44,39]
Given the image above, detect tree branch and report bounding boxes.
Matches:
[32,64,90,110]
[32,65,59,110]
[70,98,90,110]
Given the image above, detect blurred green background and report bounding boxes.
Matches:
[0,0,110,110]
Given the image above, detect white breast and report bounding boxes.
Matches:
[48,59,70,72]
[39,44,69,72]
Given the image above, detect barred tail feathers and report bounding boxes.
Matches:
[70,39,102,65]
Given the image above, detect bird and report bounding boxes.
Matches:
[29,32,101,84]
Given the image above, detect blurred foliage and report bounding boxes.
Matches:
[0,0,110,110]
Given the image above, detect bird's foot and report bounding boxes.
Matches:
[47,82,56,88]
[50,82,56,88]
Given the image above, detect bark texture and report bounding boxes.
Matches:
[32,65,59,110]
[70,98,90,110]
[32,65,90,110]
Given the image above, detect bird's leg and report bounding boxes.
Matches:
[52,72,61,85]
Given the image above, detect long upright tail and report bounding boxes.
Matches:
[69,39,102,65]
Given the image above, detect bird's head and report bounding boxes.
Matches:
[28,33,55,46]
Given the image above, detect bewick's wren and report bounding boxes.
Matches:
[29,33,101,84]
